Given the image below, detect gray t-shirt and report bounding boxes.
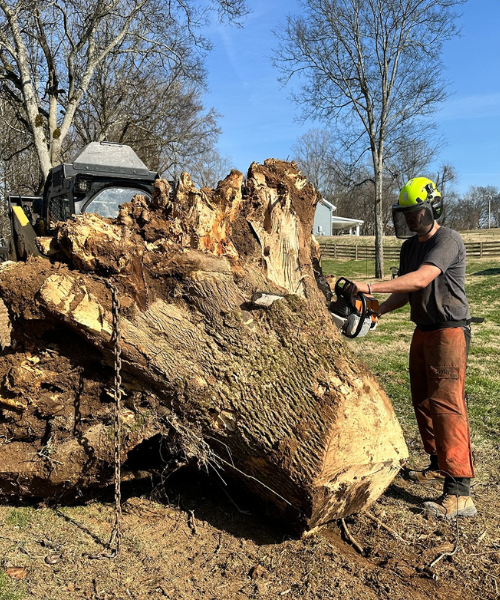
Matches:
[399,226,471,327]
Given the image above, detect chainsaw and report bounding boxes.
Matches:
[329,277,379,338]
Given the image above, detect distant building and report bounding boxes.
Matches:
[331,216,364,236]
[313,198,364,236]
[314,198,336,236]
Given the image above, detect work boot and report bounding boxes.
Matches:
[422,494,477,519]
[407,467,445,485]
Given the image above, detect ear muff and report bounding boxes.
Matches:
[431,197,443,220]
[420,181,443,222]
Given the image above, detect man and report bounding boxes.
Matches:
[352,177,476,519]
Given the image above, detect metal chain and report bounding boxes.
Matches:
[106,281,122,557]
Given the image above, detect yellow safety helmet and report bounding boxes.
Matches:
[392,177,443,238]
[397,177,442,211]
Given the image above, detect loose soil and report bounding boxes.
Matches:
[1,443,499,599]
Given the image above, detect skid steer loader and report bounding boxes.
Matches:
[3,141,159,261]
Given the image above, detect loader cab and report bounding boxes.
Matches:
[41,141,158,232]
[6,141,159,261]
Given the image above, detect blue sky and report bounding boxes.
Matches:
[204,0,500,193]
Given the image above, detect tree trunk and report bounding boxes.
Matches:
[374,157,385,279]
[0,159,407,532]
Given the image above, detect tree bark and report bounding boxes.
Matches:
[373,153,385,279]
[0,159,407,532]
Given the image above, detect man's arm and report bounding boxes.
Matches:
[351,263,441,316]
[378,293,409,315]
[353,263,441,295]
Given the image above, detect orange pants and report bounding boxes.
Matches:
[409,327,474,478]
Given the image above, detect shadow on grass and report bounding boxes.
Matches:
[471,268,500,276]
[53,507,109,548]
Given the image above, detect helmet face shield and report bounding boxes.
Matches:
[392,202,434,239]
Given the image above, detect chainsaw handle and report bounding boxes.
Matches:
[343,291,367,339]
[334,277,354,297]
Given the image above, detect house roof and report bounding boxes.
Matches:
[317,197,336,211]
[331,216,364,230]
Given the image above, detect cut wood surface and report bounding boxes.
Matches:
[0,159,407,532]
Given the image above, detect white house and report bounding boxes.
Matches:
[313,198,364,236]
[313,198,336,236]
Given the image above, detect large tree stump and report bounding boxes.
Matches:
[0,160,407,532]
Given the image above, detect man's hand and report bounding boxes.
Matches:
[348,281,383,317]
[350,281,369,295]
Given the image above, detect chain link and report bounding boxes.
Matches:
[106,281,122,557]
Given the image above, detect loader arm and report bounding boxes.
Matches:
[8,203,42,261]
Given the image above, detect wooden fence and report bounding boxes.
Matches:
[464,241,500,258]
[318,240,500,260]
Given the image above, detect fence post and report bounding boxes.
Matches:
[334,243,337,259]
[480,242,483,259]
[355,244,358,261]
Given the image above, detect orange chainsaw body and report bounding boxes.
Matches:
[351,295,379,326]
[329,277,379,338]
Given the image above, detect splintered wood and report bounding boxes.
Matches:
[0,159,407,532]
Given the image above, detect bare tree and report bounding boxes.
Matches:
[293,128,399,234]
[474,186,499,229]
[384,124,445,190]
[70,52,222,179]
[491,192,500,229]
[0,98,40,195]
[292,128,337,194]
[0,0,247,185]
[185,148,233,189]
[446,185,498,231]
[274,0,464,277]
[334,172,398,236]
[432,163,456,226]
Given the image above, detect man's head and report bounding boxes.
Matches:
[392,177,442,239]
[403,206,432,235]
